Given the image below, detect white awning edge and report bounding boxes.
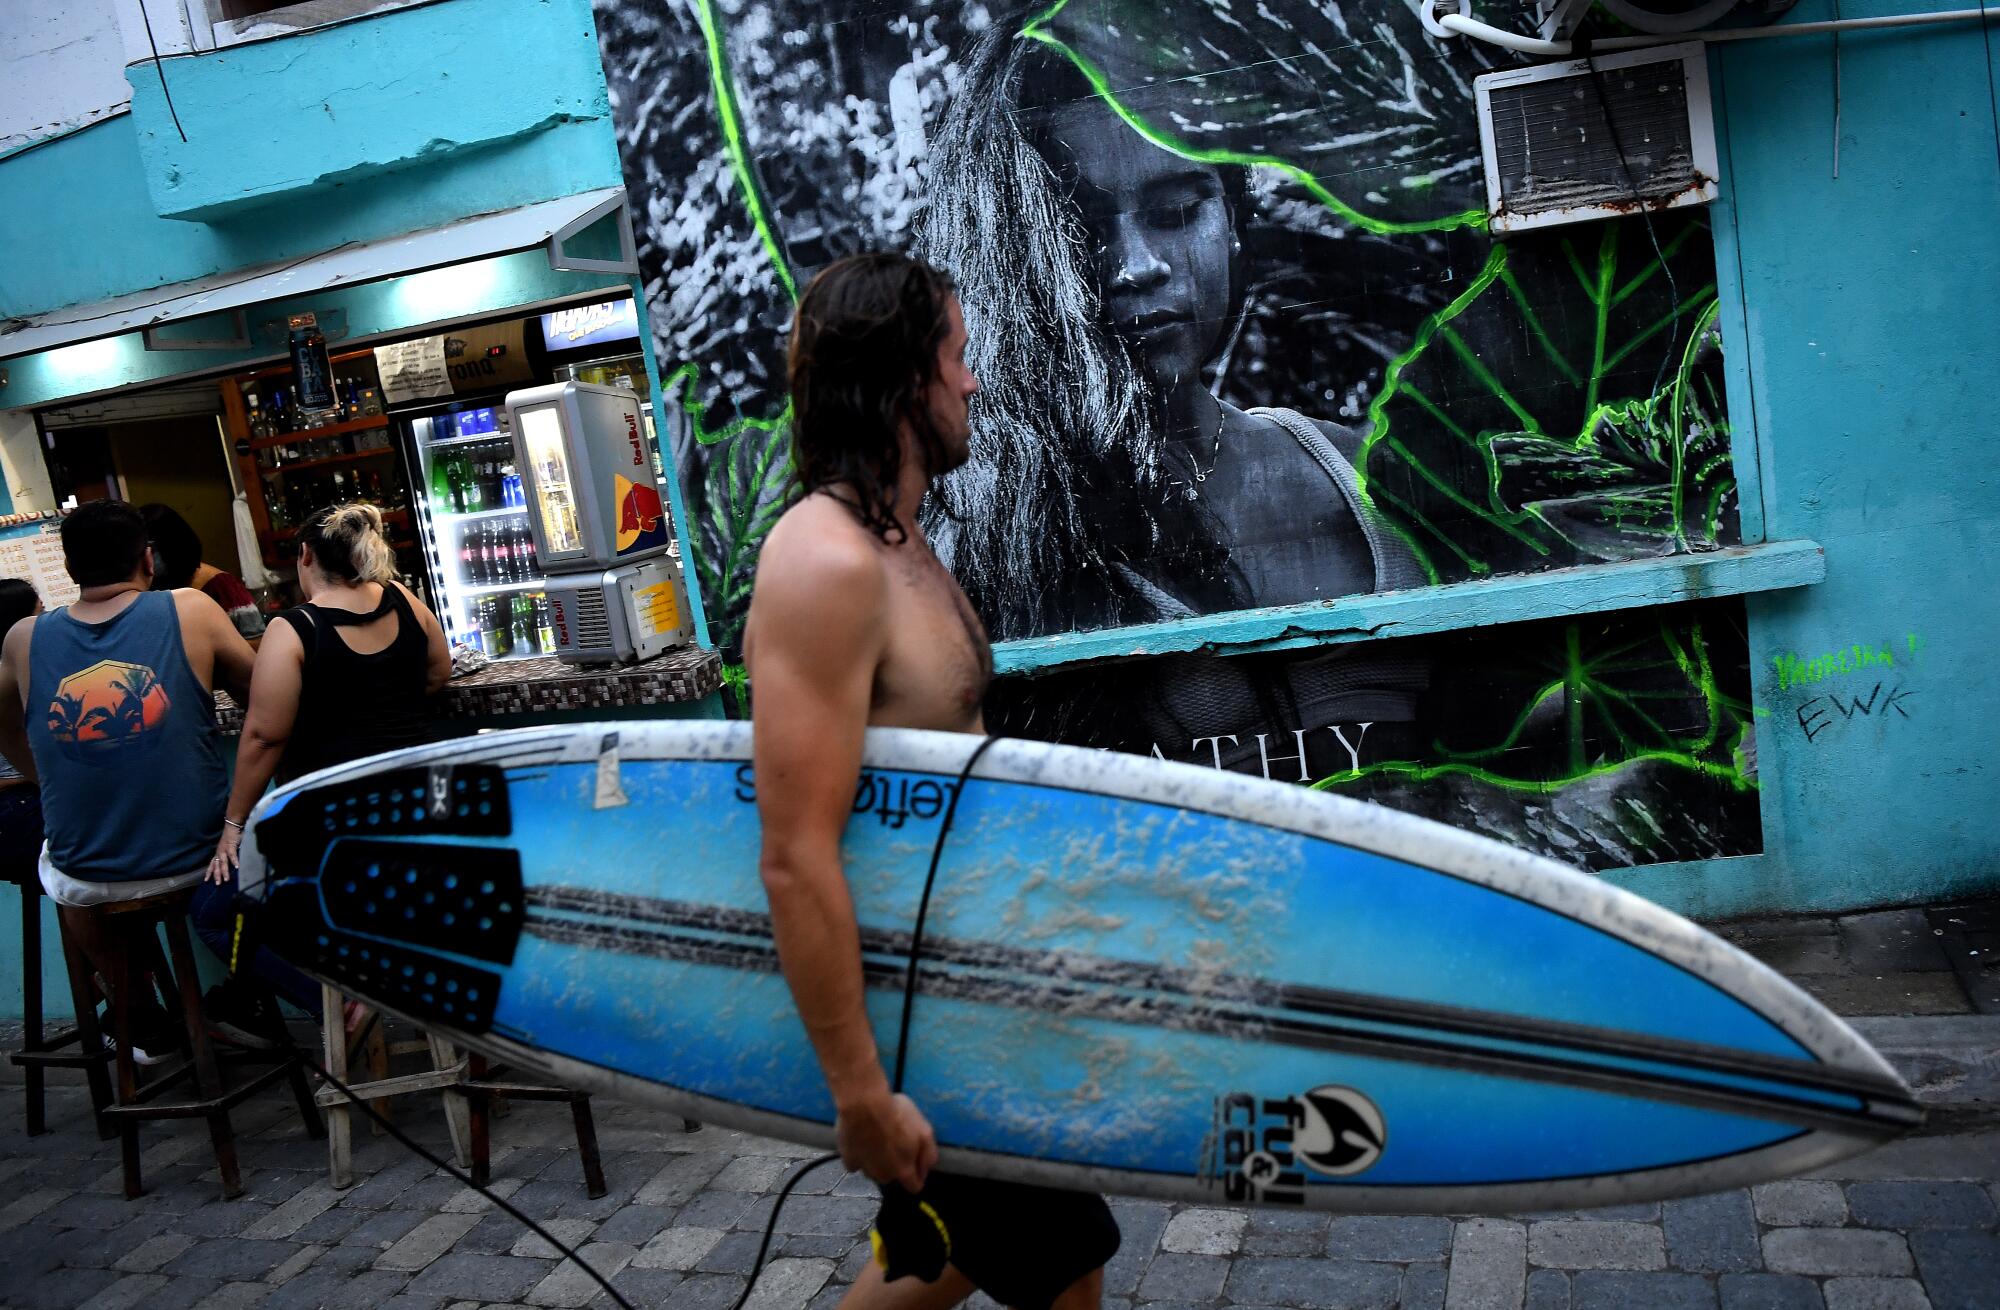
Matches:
[0,187,631,361]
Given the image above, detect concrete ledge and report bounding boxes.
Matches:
[994,540,1825,676]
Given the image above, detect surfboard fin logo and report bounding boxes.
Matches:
[1294,1085,1387,1177]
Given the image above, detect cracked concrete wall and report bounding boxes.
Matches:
[126,0,613,220]
[0,0,621,320]
[0,0,133,156]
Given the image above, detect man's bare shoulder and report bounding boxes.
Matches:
[757,494,890,599]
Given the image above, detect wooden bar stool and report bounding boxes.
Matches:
[316,983,473,1188]
[56,886,323,1198]
[460,1053,607,1198]
[6,866,113,1136]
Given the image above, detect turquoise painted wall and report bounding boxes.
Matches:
[0,0,621,321]
[1610,2,2000,918]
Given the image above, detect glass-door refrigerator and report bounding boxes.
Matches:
[395,397,558,661]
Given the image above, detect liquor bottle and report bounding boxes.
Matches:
[480,597,507,657]
[430,449,453,513]
[462,450,485,513]
[534,594,556,654]
[510,594,535,655]
[490,521,512,583]
[459,523,481,586]
[344,379,362,421]
[246,392,267,440]
[516,525,538,578]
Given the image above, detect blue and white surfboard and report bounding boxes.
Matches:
[238,723,1918,1212]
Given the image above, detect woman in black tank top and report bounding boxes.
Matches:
[199,505,451,1034]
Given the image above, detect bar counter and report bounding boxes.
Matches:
[213,645,725,734]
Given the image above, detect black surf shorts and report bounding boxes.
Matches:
[871,1171,1121,1310]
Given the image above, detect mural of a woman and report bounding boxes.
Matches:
[917,26,1422,644]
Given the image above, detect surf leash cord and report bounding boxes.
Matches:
[732,734,1003,1310]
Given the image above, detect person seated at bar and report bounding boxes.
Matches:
[141,503,267,642]
[200,503,449,1040]
[0,578,44,878]
[0,500,258,1057]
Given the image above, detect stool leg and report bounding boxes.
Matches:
[164,915,240,1200]
[100,933,144,1198]
[467,1054,492,1188]
[571,1097,607,1199]
[255,984,324,1143]
[323,984,353,1189]
[427,1032,472,1170]
[20,880,45,1136]
[56,910,114,1138]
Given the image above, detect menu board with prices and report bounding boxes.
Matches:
[0,529,80,609]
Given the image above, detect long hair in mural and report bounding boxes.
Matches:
[594,0,1758,868]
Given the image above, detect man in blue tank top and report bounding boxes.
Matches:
[0,499,255,914]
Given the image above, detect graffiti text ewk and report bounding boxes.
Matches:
[1795,682,1917,744]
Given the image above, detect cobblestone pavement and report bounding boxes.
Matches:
[0,902,1994,1310]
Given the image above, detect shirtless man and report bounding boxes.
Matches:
[745,252,1120,1310]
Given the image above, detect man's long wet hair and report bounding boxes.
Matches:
[787,252,959,543]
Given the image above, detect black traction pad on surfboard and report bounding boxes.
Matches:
[318,840,525,965]
[254,763,512,877]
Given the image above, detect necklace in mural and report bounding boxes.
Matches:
[1172,406,1226,498]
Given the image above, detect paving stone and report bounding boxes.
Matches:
[508,1217,599,1260]
[732,1194,780,1233]
[835,1235,875,1282]
[208,1280,276,1309]
[1839,911,1952,974]
[178,1198,279,1238]
[1226,1257,1402,1308]
[742,1255,836,1310]
[1801,974,1970,1017]
[525,1240,639,1307]
[1845,1181,1999,1230]
[1664,1191,1762,1272]
[675,1190,755,1231]
[1755,1181,1850,1227]
[114,1231,198,1273]
[1764,1228,1914,1277]
[1401,1263,1448,1310]
[1526,1268,1571,1310]
[1822,1277,1934,1310]
[698,1229,769,1274]
[1907,1229,2000,1310]
[0,1222,67,1278]
[260,1266,419,1310]
[1445,1219,1526,1310]
[1138,1252,1231,1302]
[633,1225,729,1270]
[439,1176,525,1214]
[710,1157,793,1193]
[591,1203,680,1247]
[766,1194,877,1237]
[291,1206,369,1245]
[1160,1206,1246,1255]
[1102,1202,1171,1296]
[1719,1273,1825,1309]
[376,1216,484,1280]
[0,1263,119,1309]
[455,1211,537,1256]
[53,1212,172,1268]
[1745,933,1849,976]
[133,1275,237,1310]
[78,1273,170,1310]
[608,1265,688,1307]
[1528,1220,1667,1271]
[243,1182,344,1240]
[265,1242,328,1284]
[635,1153,733,1207]
[1243,1209,1333,1255]
[161,1237,300,1281]
[830,1171,876,1198]
[404,1252,556,1302]
[341,1207,429,1250]
[337,1158,435,1210]
[664,1272,753,1310]
[1320,1215,1450,1263]
[1571,1270,1717,1309]
[39,1191,137,1231]
[776,1233,858,1260]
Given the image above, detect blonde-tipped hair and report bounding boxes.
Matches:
[308,502,397,584]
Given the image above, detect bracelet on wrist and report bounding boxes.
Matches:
[222,817,245,831]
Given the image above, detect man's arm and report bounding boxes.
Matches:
[0,618,36,783]
[176,588,256,707]
[747,514,936,1190]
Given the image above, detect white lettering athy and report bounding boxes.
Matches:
[1254,730,1314,783]
[1329,722,1373,773]
[1190,735,1239,769]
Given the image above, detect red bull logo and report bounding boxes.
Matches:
[613,474,669,555]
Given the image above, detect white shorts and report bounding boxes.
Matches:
[38,843,206,907]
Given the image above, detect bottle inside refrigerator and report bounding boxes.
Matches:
[398,400,560,661]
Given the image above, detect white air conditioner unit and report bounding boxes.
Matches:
[1475,43,1719,236]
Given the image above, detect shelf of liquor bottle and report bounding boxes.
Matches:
[248,414,390,450]
[425,431,515,450]
[271,509,412,540]
[459,579,546,597]
[258,447,400,475]
[436,505,530,523]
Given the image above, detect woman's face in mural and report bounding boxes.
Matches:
[1044,98,1234,397]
